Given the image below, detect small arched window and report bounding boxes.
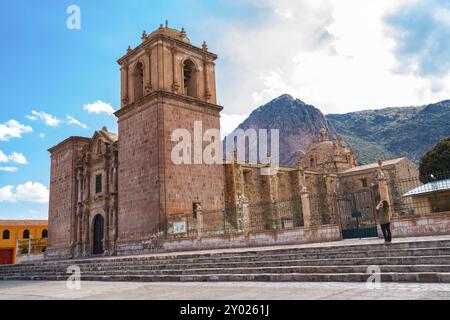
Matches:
[2,230,10,240]
[23,229,30,239]
[183,59,197,98]
[310,158,316,169]
[133,62,144,101]
[42,229,48,239]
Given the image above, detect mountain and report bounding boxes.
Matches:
[229,94,337,165]
[229,95,450,166]
[327,100,450,163]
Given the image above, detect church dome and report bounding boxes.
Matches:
[302,128,357,173]
[148,25,191,44]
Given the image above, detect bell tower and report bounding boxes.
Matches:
[115,23,225,246]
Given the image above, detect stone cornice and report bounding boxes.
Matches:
[114,90,223,118]
[117,34,217,66]
[48,136,91,154]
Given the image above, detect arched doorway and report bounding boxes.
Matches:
[93,214,104,255]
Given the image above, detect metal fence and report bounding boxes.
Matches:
[388,172,450,217]
[17,238,48,256]
[164,197,307,239]
[161,172,450,240]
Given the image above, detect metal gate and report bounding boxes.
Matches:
[338,190,378,239]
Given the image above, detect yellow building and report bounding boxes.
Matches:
[0,220,48,265]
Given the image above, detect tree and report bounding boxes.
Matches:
[419,136,450,183]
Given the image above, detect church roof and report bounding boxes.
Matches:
[339,157,406,175]
[0,220,48,227]
[98,129,118,143]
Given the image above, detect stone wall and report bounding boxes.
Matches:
[116,98,161,244]
[116,224,341,255]
[162,96,225,215]
[47,137,90,259]
[387,211,450,238]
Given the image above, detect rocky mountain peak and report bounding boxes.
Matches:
[230,94,337,166]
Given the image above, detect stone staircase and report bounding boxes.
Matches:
[1,237,450,283]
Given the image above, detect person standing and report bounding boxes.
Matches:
[376,200,392,243]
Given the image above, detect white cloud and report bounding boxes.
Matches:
[9,152,27,164]
[0,120,33,141]
[83,100,116,116]
[39,133,45,138]
[0,182,49,203]
[0,150,28,165]
[28,110,61,126]
[0,167,18,173]
[26,115,38,121]
[205,0,450,114]
[66,115,88,129]
[220,113,249,138]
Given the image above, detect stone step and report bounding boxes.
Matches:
[4,238,450,270]
[4,244,450,272]
[3,247,450,274]
[3,256,450,276]
[3,265,450,277]
[1,272,450,283]
[3,238,450,283]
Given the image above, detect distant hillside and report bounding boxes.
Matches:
[326,100,450,163]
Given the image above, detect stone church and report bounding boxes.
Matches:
[47,25,418,259]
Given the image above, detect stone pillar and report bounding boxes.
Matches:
[301,190,312,228]
[376,161,391,204]
[145,48,152,95]
[242,196,251,236]
[28,238,32,256]
[377,161,392,220]
[120,64,129,106]
[296,165,312,227]
[196,207,204,240]
[325,175,337,224]
[203,55,211,102]
[76,205,83,256]
[171,45,180,93]
[83,209,90,255]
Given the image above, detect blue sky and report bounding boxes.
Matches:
[1,0,450,220]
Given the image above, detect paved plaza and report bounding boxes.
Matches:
[0,281,449,300]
